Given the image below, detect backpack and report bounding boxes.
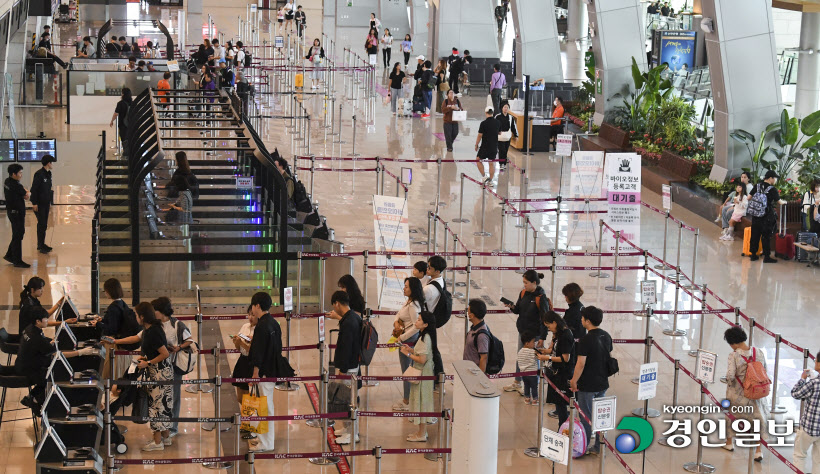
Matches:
[244,51,252,68]
[736,348,771,400]
[114,301,142,350]
[518,289,546,312]
[291,178,313,213]
[746,184,771,218]
[359,317,379,366]
[426,71,438,90]
[429,280,452,328]
[169,318,198,375]
[474,326,505,375]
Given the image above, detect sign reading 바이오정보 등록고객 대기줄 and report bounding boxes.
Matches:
[605,153,641,251]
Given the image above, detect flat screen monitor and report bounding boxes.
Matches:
[0,139,15,161]
[17,138,56,162]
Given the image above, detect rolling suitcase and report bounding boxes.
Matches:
[775,203,795,260]
[400,98,412,117]
[295,73,304,88]
[742,227,762,257]
[797,232,818,262]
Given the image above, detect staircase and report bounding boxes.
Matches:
[91,88,337,315]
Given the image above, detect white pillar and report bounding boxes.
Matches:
[795,12,820,119]
[565,0,589,82]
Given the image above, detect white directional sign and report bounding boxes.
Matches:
[638,362,658,401]
[283,287,293,312]
[592,396,617,432]
[696,350,718,384]
[641,280,657,305]
[540,428,569,465]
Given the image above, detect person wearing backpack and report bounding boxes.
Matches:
[424,256,451,388]
[503,270,551,395]
[151,297,193,439]
[328,291,362,445]
[723,326,768,461]
[747,170,780,263]
[463,299,490,373]
[570,306,613,456]
[420,60,436,118]
[791,350,820,473]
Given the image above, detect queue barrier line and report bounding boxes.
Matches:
[381,167,409,192]
[508,208,609,215]
[296,166,379,173]
[640,201,697,232]
[241,412,349,422]
[221,376,322,383]
[113,455,245,466]
[114,415,232,423]
[254,450,374,460]
[111,377,216,386]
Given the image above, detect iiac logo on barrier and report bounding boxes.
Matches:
[614,417,654,454]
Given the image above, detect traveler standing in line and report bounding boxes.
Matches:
[539,311,576,426]
[119,37,132,56]
[92,278,140,381]
[246,292,283,452]
[151,297,193,439]
[413,55,425,81]
[401,34,413,66]
[490,64,506,116]
[503,270,550,395]
[722,326,767,461]
[791,350,820,473]
[401,309,437,441]
[168,151,199,199]
[442,89,462,152]
[30,154,56,254]
[748,170,780,263]
[204,39,215,68]
[494,100,517,169]
[388,62,406,115]
[475,107,501,184]
[327,291,363,445]
[335,274,366,314]
[380,28,393,70]
[164,174,193,225]
[231,305,257,404]
[561,282,586,339]
[420,60,435,118]
[448,51,464,94]
[19,276,67,331]
[463,299,490,372]
[277,7,285,33]
[365,28,379,67]
[569,306,612,455]
[295,5,306,38]
[517,331,540,405]
[412,261,428,282]
[4,164,30,268]
[423,255,448,386]
[305,38,325,90]
[109,87,132,146]
[392,277,423,412]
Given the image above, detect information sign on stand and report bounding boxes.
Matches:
[250,4,257,12]
[275,36,284,48]
[236,176,253,188]
[641,280,657,305]
[638,362,658,401]
[318,315,325,343]
[696,350,717,383]
[540,428,569,465]
[592,396,617,433]
[662,184,672,211]
[283,287,293,312]
[555,134,573,157]
[166,60,180,72]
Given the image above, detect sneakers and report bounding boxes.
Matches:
[141,441,164,452]
[406,433,428,442]
[421,113,430,118]
[750,255,759,261]
[548,409,558,418]
[392,400,409,411]
[13,261,30,268]
[162,437,172,446]
[503,382,524,395]
[763,256,778,263]
[524,398,532,405]
[335,433,360,445]
[167,431,179,439]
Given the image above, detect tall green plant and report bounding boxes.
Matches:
[729,127,775,183]
[611,57,673,134]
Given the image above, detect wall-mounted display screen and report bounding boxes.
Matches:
[17,139,56,162]
[0,139,15,161]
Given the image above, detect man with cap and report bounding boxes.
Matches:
[448,48,464,94]
[413,55,425,82]
[748,170,781,263]
[4,164,30,267]
[31,155,56,254]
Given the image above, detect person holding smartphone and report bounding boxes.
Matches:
[502,270,551,395]
[231,305,258,406]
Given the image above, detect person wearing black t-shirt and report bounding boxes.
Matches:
[18,276,67,332]
[475,107,501,184]
[570,306,612,456]
[109,88,132,145]
[561,283,586,339]
[4,164,29,267]
[539,311,576,427]
[748,170,781,263]
[388,62,406,114]
[247,292,284,452]
[30,154,56,253]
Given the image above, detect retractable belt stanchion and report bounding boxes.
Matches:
[632,334,659,417]
[516,218,530,274]
[590,219,610,278]
[203,367,232,469]
[306,337,327,429]
[655,211,672,271]
[276,309,299,391]
[453,234,465,299]
[671,221,683,281]
[203,344,230,433]
[605,231,626,292]
[474,183,491,237]
[434,373,447,460]
[657,358,681,446]
[523,367,545,458]
[688,284,708,357]
[187,312,214,393]
[567,397,576,472]
[499,201,507,252]
[515,168,528,228]
[770,333,787,414]
[308,368,341,465]
[459,251,472,328]
[663,268,686,337]
[431,156,443,207]
[104,378,113,474]
[632,307,653,385]
[374,445,383,473]
[233,413,242,471]
[682,383,716,473]
[634,252,650,316]
[350,373,359,473]
[802,348,811,421]
[452,173,470,223]
[683,228,700,289]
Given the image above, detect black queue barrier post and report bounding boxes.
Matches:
[306,338,327,429]
[436,372,446,460]
[634,252,650,316]
[516,217,530,274]
[187,312,214,394]
[363,309,377,387]
[632,335,659,418]
[308,369,341,465]
[104,378,113,474]
[276,310,299,392]
[453,173,470,224]
[350,373,359,473]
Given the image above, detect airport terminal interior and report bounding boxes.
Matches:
[2,0,820,472]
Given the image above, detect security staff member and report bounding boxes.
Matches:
[15,306,93,408]
[30,155,55,253]
[4,164,30,268]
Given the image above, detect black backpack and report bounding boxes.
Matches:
[114,301,142,350]
[426,71,437,90]
[244,51,253,68]
[291,178,313,213]
[429,281,452,328]
[474,327,505,375]
[359,317,378,366]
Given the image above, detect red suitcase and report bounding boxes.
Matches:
[775,203,794,260]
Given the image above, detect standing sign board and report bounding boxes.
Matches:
[640,280,657,305]
[283,287,293,312]
[236,176,253,188]
[540,428,569,465]
[373,195,411,310]
[638,362,658,401]
[555,134,573,157]
[569,151,605,249]
[275,36,284,48]
[592,396,617,433]
[696,350,717,383]
[662,184,672,211]
[605,153,641,251]
[318,315,325,342]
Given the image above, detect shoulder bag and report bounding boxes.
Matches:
[498,115,513,142]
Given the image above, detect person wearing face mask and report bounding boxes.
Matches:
[549,97,565,151]
[502,270,552,395]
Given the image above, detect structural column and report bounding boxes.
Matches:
[436,0,499,59]
[795,12,820,119]
[565,0,589,82]
[511,0,564,82]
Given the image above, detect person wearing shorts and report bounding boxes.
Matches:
[475,107,501,184]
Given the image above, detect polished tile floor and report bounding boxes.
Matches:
[0,5,814,474]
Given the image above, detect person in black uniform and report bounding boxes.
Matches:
[19,276,70,331]
[30,154,56,254]
[4,164,30,268]
[16,306,94,408]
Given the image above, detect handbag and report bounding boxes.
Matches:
[597,334,619,376]
[452,110,467,122]
[403,364,422,384]
[499,131,512,141]
[131,369,150,424]
[240,385,269,434]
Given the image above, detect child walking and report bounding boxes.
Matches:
[517,331,540,405]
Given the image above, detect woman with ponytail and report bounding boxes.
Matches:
[502,269,552,395]
[19,276,68,331]
[400,309,437,442]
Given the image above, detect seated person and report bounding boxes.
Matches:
[15,307,95,409]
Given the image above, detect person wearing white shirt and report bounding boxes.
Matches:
[231,306,258,403]
[423,255,447,390]
[392,277,424,411]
